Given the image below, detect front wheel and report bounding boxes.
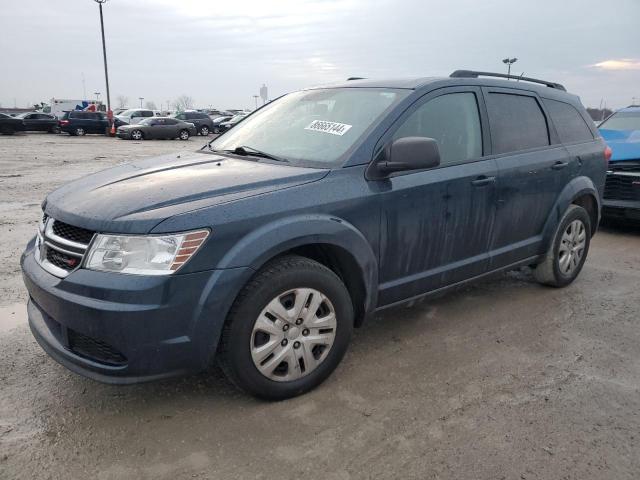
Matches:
[218,255,354,400]
[199,125,209,136]
[534,204,591,287]
[74,127,85,136]
[178,129,190,140]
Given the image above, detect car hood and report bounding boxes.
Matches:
[599,129,640,162]
[44,151,329,234]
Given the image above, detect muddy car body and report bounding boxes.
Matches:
[22,71,607,399]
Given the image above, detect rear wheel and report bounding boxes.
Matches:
[213,127,220,134]
[218,255,354,400]
[74,127,85,136]
[179,129,190,140]
[131,129,143,140]
[534,205,591,287]
[199,125,210,136]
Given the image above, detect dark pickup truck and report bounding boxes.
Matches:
[22,71,607,399]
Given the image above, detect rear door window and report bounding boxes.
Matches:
[393,92,483,166]
[543,99,594,143]
[486,92,549,154]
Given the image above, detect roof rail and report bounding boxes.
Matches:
[450,70,566,91]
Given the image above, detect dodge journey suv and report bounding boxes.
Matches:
[21,71,607,399]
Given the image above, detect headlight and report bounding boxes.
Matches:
[85,230,209,275]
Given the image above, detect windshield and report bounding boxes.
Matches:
[16,113,31,118]
[600,111,640,131]
[209,88,408,167]
[118,109,136,117]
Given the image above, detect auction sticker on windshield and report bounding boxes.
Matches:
[305,120,353,136]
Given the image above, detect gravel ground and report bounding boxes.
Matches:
[1,133,639,480]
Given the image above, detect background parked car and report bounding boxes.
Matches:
[599,105,640,222]
[115,109,157,125]
[0,112,26,134]
[59,111,108,136]
[217,113,248,132]
[173,111,214,135]
[16,112,59,133]
[116,117,196,140]
[211,115,233,133]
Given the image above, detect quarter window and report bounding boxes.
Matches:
[486,93,549,154]
[393,92,482,166]
[543,99,593,143]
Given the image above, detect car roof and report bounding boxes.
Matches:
[309,74,579,102]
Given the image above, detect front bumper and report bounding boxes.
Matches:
[21,239,252,383]
[602,199,640,221]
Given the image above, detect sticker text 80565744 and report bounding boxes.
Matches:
[305,120,353,136]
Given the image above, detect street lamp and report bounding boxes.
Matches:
[139,97,144,108]
[502,57,518,77]
[94,0,112,133]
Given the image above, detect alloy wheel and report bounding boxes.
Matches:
[250,288,337,382]
[131,130,142,140]
[179,130,189,140]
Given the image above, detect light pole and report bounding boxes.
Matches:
[94,0,112,133]
[139,97,144,108]
[252,95,259,110]
[502,57,518,77]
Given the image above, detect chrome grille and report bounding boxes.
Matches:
[35,215,95,278]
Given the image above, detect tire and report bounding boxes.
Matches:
[199,125,210,136]
[74,127,85,136]
[48,126,61,134]
[534,205,591,287]
[218,255,354,400]
[213,127,220,134]
[131,129,143,141]
[179,129,190,140]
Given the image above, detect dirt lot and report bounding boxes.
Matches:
[1,133,639,480]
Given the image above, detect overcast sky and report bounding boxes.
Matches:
[1,0,639,111]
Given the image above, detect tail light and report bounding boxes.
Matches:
[59,120,69,126]
[604,146,612,165]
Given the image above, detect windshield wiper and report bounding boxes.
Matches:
[208,145,288,163]
[231,146,289,163]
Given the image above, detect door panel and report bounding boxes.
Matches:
[377,87,497,306]
[489,146,569,267]
[482,87,571,268]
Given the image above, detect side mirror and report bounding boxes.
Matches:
[370,137,441,179]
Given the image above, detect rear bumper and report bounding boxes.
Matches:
[21,239,253,384]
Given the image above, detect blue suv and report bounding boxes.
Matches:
[21,71,607,399]
[598,105,640,221]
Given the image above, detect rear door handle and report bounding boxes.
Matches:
[551,161,569,170]
[471,175,496,186]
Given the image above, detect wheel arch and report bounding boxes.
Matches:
[541,176,601,251]
[215,214,379,327]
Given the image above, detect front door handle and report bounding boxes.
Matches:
[551,161,569,170]
[471,175,496,187]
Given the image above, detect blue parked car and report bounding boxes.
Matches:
[21,70,607,399]
[599,106,640,222]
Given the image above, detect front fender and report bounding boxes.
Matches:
[541,176,601,249]
[216,214,379,317]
